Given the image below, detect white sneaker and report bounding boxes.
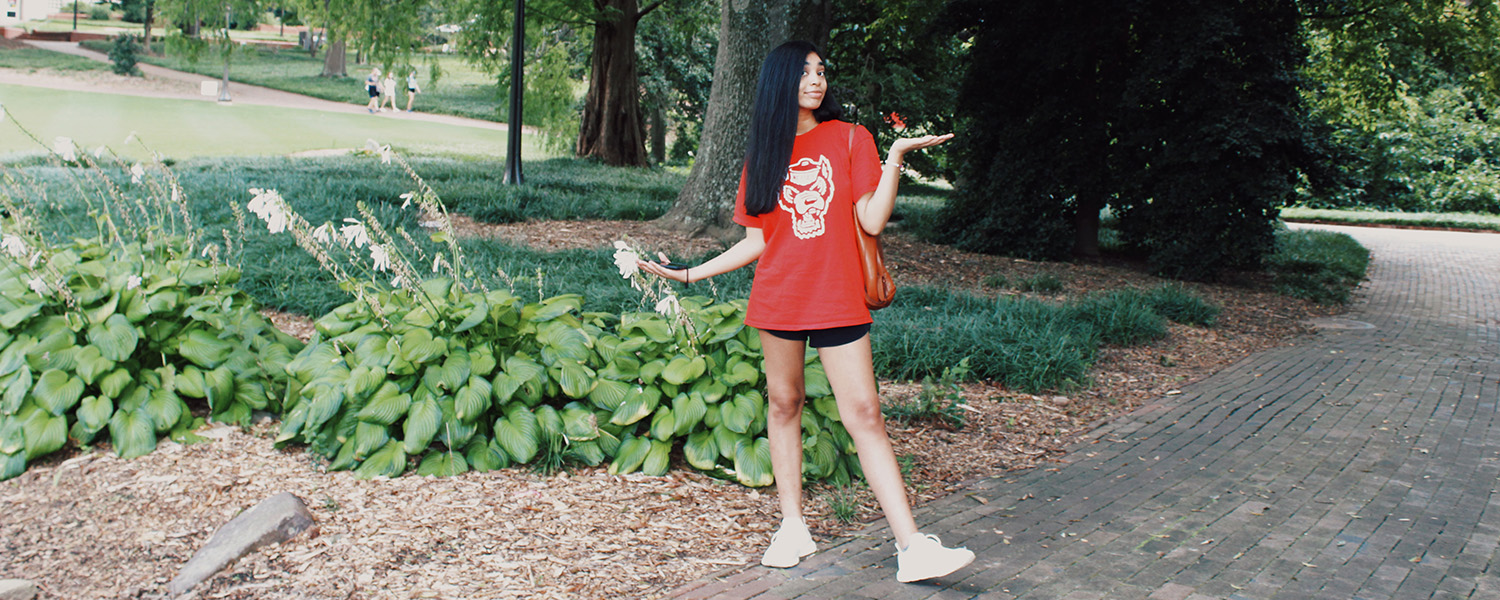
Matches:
[895,533,975,582]
[761,520,817,568]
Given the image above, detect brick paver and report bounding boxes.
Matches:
[667,224,1499,599]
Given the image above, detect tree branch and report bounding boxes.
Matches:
[637,0,665,21]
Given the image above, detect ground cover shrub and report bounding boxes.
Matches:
[1265,229,1370,304]
[1144,284,1220,327]
[871,287,1099,393]
[0,235,302,480]
[87,4,110,20]
[1067,289,1169,347]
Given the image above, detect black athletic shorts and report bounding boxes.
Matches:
[761,323,871,348]
[367,85,379,98]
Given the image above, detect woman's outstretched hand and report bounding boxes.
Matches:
[637,252,690,283]
[888,133,955,163]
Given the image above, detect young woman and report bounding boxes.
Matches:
[405,70,421,113]
[638,40,973,583]
[364,68,382,113]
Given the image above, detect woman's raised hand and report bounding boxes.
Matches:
[637,251,690,283]
[888,133,955,163]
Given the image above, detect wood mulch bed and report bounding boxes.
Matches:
[0,218,1338,599]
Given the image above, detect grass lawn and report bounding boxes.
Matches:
[90,42,512,123]
[0,84,544,160]
[1281,206,1500,232]
[0,47,110,72]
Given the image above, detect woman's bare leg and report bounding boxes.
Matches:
[816,334,917,547]
[759,330,809,522]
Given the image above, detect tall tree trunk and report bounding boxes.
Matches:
[657,0,815,239]
[1072,193,1104,258]
[322,38,346,77]
[142,1,154,55]
[577,0,651,167]
[650,104,666,165]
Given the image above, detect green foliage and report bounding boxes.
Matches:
[276,288,858,487]
[1143,284,1219,328]
[636,0,717,164]
[1066,290,1168,347]
[1300,3,1500,216]
[0,236,301,481]
[1265,229,1370,304]
[882,358,970,429]
[121,0,150,23]
[827,0,968,179]
[943,0,1304,279]
[109,34,144,77]
[1016,273,1064,295]
[824,483,865,523]
[88,4,112,19]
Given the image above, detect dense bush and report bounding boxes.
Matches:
[109,34,142,77]
[278,285,858,487]
[0,236,302,480]
[1302,86,1500,215]
[1265,229,1370,304]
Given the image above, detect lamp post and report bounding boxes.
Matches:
[502,0,524,185]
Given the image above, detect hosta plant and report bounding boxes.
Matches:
[0,235,303,480]
[277,280,862,487]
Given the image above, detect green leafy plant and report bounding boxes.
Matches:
[1017,272,1065,294]
[824,482,866,523]
[0,235,301,480]
[883,358,971,429]
[981,273,1008,289]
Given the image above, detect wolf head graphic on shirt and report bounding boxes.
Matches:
[781,155,836,240]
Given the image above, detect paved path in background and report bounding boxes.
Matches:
[11,41,511,133]
[671,224,1500,600]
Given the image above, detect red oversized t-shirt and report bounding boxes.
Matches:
[733,120,883,331]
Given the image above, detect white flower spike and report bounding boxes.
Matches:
[26,276,48,295]
[612,241,640,280]
[247,188,289,234]
[340,219,369,249]
[1,234,26,259]
[130,164,145,184]
[53,137,76,162]
[126,275,142,290]
[312,222,335,244]
[370,244,391,272]
[654,295,681,318]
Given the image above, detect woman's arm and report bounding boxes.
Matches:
[637,227,766,284]
[855,133,955,235]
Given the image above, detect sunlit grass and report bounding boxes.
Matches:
[0,84,542,160]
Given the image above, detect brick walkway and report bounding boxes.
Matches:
[669,224,1500,600]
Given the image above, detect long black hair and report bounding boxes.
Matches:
[743,40,845,216]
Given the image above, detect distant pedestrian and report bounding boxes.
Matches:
[365,67,382,113]
[381,72,397,111]
[405,70,420,113]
